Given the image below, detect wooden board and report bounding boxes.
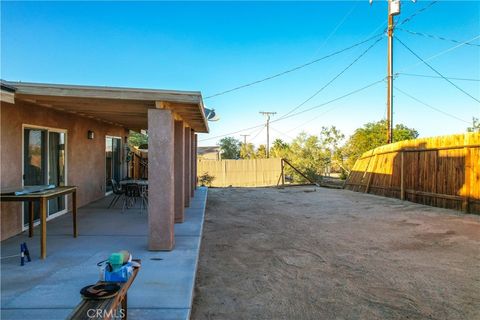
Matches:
[67,259,141,320]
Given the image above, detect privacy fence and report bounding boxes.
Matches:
[345,133,480,214]
[129,148,148,180]
[197,158,283,187]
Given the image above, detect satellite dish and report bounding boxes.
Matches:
[204,107,220,121]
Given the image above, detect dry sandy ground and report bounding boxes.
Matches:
[191,186,480,320]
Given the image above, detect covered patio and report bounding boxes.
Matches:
[1,187,207,319]
[1,80,208,251]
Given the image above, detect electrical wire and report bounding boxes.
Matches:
[396,72,480,82]
[285,77,385,134]
[270,126,295,140]
[200,78,385,142]
[278,36,383,120]
[249,125,266,142]
[397,34,480,73]
[397,28,480,47]
[310,2,359,59]
[275,78,385,122]
[396,0,438,27]
[394,86,471,124]
[203,33,384,100]
[199,123,265,142]
[395,36,480,104]
[285,104,342,134]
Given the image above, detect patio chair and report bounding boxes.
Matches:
[108,179,125,209]
[123,183,147,214]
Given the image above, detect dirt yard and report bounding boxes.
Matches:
[192,186,480,320]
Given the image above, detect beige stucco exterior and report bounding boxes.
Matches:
[0,99,128,240]
[1,80,206,250]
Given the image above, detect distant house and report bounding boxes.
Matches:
[198,146,221,160]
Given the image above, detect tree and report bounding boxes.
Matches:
[467,117,480,132]
[287,132,325,183]
[218,137,240,159]
[270,139,290,159]
[318,126,345,176]
[128,131,148,147]
[240,143,256,159]
[342,120,419,170]
[256,145,267,158]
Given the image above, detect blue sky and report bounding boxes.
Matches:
[1,1,479,146]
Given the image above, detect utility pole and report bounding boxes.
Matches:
[240,134,249,145]
[259,111,276,158]
[387,0,400,144]
[371,0,405,144]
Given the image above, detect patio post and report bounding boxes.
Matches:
[184,126,191,207]
[148,108,175,251]
[194,134,198,190]
[191,130,195,196]
[174,120,185,223]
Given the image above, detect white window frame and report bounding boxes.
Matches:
[105,135,123,196]
[21,124,68,230]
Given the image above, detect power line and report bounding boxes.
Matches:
[278,36,383,120]
[310,2,359,59]
[200,123,265,142]
[272,78,385,122]
[396,0,438,27]
[250,125,266,142]
[270,126,295,141]
[394,86,471,124]
[397,34,480,73]
[200,78,385,142]
[285,77,385,134]
[285,104,343,134]
[397,28,480,47]
[396,72,480,82]
[203,33,384,100]
[395,36,480,104]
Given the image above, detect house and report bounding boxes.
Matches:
[0,80,209,251]
[197,146,221,160]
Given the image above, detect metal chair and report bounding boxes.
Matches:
[108,179,125,208]
[122,183,147,213]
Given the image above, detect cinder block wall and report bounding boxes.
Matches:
[197,158,283,187]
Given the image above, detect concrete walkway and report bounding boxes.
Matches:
[1,187,207,320]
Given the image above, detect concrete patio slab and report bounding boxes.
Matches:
[1,187,207,320]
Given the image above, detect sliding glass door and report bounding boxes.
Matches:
[23,127,67,227]
[48,132,66,214]
[23,128,47,224]
[106,136,122,193]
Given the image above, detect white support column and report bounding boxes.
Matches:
[148,109,175,251]
[174,120,185,223]
[184,126,191,207]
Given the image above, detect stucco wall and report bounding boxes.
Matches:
[1,99,128,240]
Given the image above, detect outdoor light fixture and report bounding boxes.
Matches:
[87,130,95,140]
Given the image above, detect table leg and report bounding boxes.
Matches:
[29,201,34,237]
[40,198,47,259]
[72,190,77,238]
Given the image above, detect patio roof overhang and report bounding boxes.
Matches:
[2,81,209,133]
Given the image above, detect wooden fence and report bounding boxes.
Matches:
[344,132,480,214]
[129,148,148,180]
[197,158,283,187]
